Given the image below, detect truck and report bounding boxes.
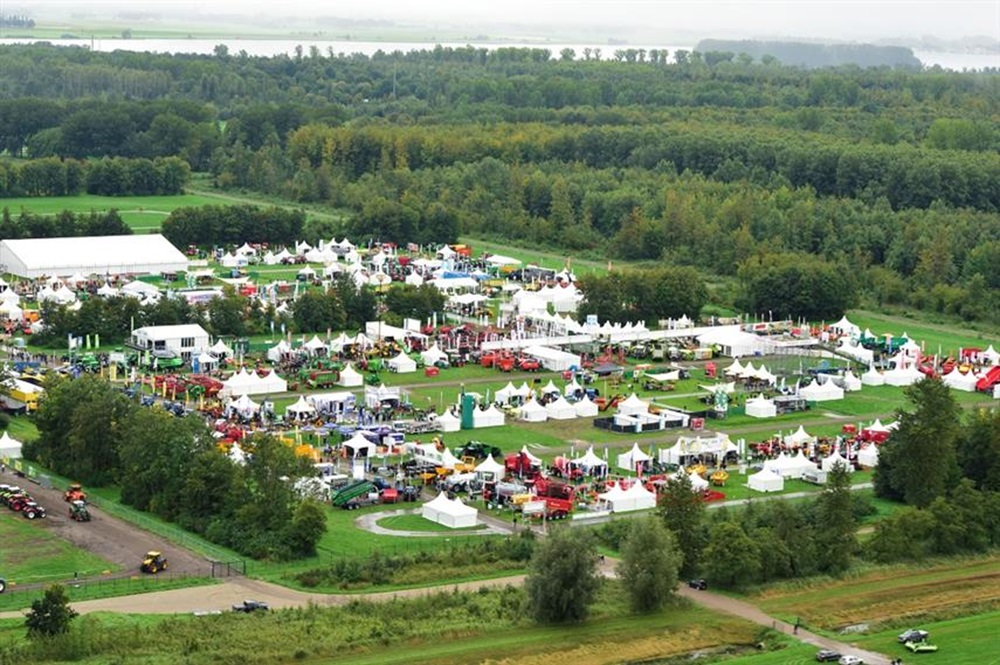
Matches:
[330,480,377,509]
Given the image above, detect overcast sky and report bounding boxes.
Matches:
[16,1,1000,42]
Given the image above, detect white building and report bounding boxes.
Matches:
[0,234,188,278]
[130,324,210,362]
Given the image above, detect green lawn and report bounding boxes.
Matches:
[0,193,222,232]
[846,309,999,358]
[0,510,117,586]
[855,610,1000,665]
[375,513,486,532]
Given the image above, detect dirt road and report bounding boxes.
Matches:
[0,467,212,579]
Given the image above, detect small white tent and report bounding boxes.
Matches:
[421,344,448,366]
[800,380,845,402]
[574,396,599,417]
[857,443,880,468]
[545,396,577,420]
[617,443,651,472]
[943,368,978,392]
[0,431,23,460]
[745,394,777,418]
[862,366,885,386]
[421,493,478,529]
[343,432,377,458]
[436,410,462,433]
[621,481,657,511]
[748,468,784,492]
[518,399,548,423]
[387,351,417,374]
[337,363,364,387]
[821,451,853,473]
[285,395,316,419]
[472,404,505,429]
[474,455,506,481]
[616,393,649,417]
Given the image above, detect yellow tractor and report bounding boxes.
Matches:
[140,551,168,574]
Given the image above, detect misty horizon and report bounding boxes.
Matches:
[5,1,999,47]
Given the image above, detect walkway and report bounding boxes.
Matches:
[355,508,513,537]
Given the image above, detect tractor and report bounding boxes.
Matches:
[69,500,92,522]
[140,551,168,574]
[64,483,87,503]
[21,502,46,520]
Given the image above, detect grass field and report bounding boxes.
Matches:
[855,610,1000,665]
[0,511,117,586]
[749,554,1000,632]
[375,513,485,532]
[0,193,221,232]
[847,309,999,357]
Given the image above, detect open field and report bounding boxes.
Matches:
[0,193,219,232]
[749,554,1000,632]
[855,610,1000,665]
[0,511,116,586]
[847,309,999,357]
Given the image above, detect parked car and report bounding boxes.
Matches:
[906,641,939,653]
[838,656,864,665]
[232,600,270,613]
[898,629,929,643]
[815,650,842,662]
[687,579,708,590]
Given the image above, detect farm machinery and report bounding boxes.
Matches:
[69,500,92,522]
[140,551,168,574]
[64,483,87,503]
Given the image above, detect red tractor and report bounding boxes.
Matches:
[517,357,541,372]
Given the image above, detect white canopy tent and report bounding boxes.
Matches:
[421,493,478,529]
[574,396,599,417]
[474,455,506,481]
[226,393,260,418]
[764,452,815,479]
[857,443,880,468]
[285,395,316,419]
[842,370,863,392]
[495,382,520,404]
[420,345,448,366]
[658,434,737,465]
[472,404,505,429]
[343,432,377,458]
[387,351,417,374]
[821,451,853,473]
[436,410,462,433]
[545,396,577,420]
[800,380,845,402]
[745,394,777,418]
[572,447,608,476]
[883,365,923,387]
[861,366,886,386]
[617,443,652,472]
[267,340,293,363]
[337,363,364,387]
[518,399,548,423]
[616,393,650,417]
[783,426,816,448]
[943,368,979,392]
[0,431,23,460]
[748,468,785,492]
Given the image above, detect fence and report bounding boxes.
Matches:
[0,571,203,610]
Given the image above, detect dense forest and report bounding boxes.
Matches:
[0,43,997,322]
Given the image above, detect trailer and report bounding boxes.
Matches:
[330,480,377,509]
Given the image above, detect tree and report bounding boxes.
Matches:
[875,378,961,507]
[25,585,78,639]
[657,473,706,577]
[286,499,327,557]
[814,464,858,573]
[617,517,683,613]
[956,408,1000,491]
[866,507,935,563]
[702,521,761,589]
[524,527,600,624]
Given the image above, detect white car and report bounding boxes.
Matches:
[838,656,864,665]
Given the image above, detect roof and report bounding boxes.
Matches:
[133,324,210,339]
[0,234,188,276]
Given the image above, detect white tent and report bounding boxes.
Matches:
[472,404,505,429]
[210,340,233,357]
[387,351,417,374]
[861,366,885,386]
[421,493,478,529]
[658,434,737,465]
[226,393,260,417]
[821,451,853,473]
[857,443,880,467]
[748,468,785,492]
[343,431,377,458]
[563,378,583,397]
[475,455,506,481]
[518,399,549,423]
[831,315,861,337]
[405,272,424,286]
[800,380,845,402]
[764,452,815,479]
[285,395,316,418]
[495,382,520,404]
[983,345,1000,366]
[0,431,23,460]
[421,344,448,366]
[784,426,816,448]
[883,364,923,387]
[943,368,978,392]
[621,481,657,511]
[228,442,247,465]
[842,370,863,392]
[540,380,560,397]
[337,363,364,387]
[545,396,577,420]
[745,394,777,419]
[598,482,630,512]
[684,469,709,492]
[573,446,608,476]
[436,410,462,433]
[616,393,649,417]
[96,282,119,297]
[196,352,219,369]
[617,443,652,472]
[574,396,599,417]
[303,335,328,354]
[267,340,292,363]
[724,358,744,377]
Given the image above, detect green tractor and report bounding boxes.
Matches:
[69,500,92,522]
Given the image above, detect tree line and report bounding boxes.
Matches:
[160,205,305,247]
[0,156,190,197]
[0,209,131,240]
[27,375,326,560]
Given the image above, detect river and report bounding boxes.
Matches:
[0,36,996,71]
